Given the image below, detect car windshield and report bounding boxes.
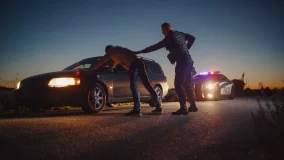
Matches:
[194,74,220,82]
[63,57,113,71]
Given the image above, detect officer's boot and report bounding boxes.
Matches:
[172,104,188,115]
[188,101,198,112]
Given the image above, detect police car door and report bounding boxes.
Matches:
[219,75,232,96]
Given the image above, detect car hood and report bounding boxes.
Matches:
[21,70,84,83]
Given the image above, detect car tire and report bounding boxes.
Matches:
[81,83,106,114]
[149,85,163,107]
[228,87,235,100]
[106,103,119,107]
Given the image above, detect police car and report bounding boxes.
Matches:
[194,71,234,101]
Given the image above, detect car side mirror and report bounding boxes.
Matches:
[112,67,118,73]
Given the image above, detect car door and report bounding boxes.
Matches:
[112,64,132,99]
[219,75,232,96]
[93,59,117,99]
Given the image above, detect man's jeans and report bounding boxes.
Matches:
[129,59,161,111]
[174,61,196,109]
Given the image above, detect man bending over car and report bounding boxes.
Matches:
[89,45,162,116]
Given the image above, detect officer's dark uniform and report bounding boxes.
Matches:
[141,30,196,112]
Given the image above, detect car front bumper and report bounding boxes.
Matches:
[14,86,85,107]
[195,83,218,100]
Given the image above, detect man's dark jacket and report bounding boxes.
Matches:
[141,30,195,64]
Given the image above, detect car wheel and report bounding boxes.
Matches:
[82,83,106,114]
[149,86,163,107]
[106,103,119,107]
[228,87,235,100]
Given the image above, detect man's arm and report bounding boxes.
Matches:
[109,60,119,70]
[184,33,196,50]
[89,54,112,71]
[137,38,166,54]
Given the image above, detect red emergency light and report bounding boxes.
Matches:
[199,71,220,75]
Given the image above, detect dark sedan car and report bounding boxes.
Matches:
[14,57,169,113]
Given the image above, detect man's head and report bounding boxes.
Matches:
[161,22,172,36]
[105,45,114,53]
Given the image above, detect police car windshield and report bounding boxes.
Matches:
[194,74,219,82]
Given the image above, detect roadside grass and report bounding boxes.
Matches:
[0,91,23,114]
[0,90,79,115]
[251,88,284,158]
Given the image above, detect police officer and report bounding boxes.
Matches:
[135,22,198,115]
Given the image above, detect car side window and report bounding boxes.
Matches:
[220,75,229,82]
[143,62,151,73]
[148,63,163,75]
[224,76,230,82]
[219,75,225,81]
[96,59,114,71]
[73,64,91,70]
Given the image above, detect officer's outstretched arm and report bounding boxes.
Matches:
[139,39,166,54]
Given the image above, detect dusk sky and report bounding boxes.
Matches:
[0,0,283,89]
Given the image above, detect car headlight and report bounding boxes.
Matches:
[48,78,80,88]
[206,84,214,90]
[16,81,21,89]
[207,93,214,98]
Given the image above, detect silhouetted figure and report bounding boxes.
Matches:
[90,45,162,116]
[135,22,197,115]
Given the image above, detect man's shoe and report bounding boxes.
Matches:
[125,110,142,116]
[172,109,188,115]
[152,108,163,115]
[188,103,198,112]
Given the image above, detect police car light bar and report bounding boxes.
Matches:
[200,72,208,75]
[199,71,220,75]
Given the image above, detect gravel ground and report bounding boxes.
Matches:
[0,98,259,160]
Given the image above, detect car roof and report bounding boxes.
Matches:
[81,56,156,63]
[80,56,103,61]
